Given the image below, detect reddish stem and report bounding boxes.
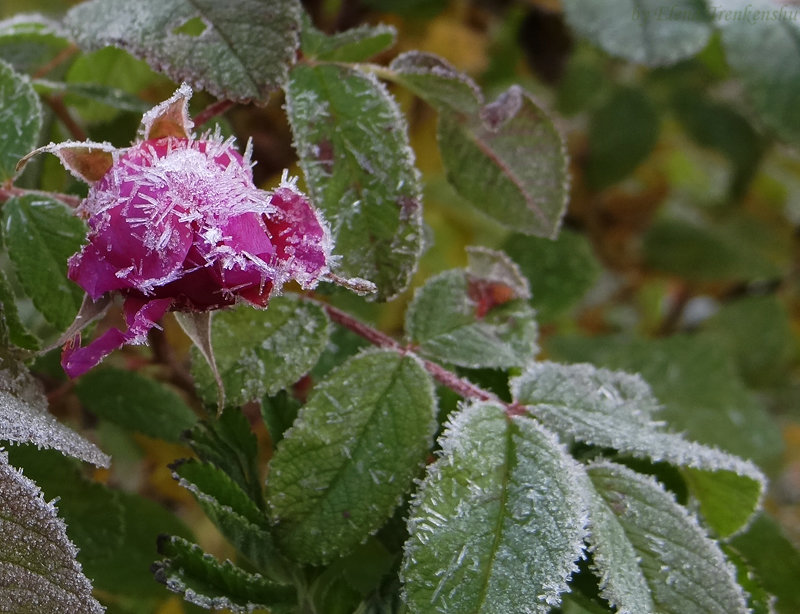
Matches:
[42,94,87,141]
[193,99,235,127]
[0,184,81,208]
[320,302,509,411]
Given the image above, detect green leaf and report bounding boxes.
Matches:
[388,51,482,114]
[260,390,301,445]
[682,467,763,539]
[286,63,423,300]
[0,268,39,350]
[76,368,196,442]
[0,451,104,614]
[586,87,660,189]
[405,268,538,369]
[562,0,713,66]
[190,297,329,407]
[511,361,765,536]
[3,194,86,331]
[301,13,396,62]
[437,85,569,238]
[503,229,601,322]
[716,0,800,145]
[0,14,71,75]
[723,546,773,614]
[268,350,436,564]
[730,513,800,614]
[401,402,588,613]
[0,359,110,467]
[0,59,41,181]
[172,459,290,582]
[586,461,748,614]
[186,407,263,507]
[65,0,302,103]
[154,536,294,613]
[547,334,784,471]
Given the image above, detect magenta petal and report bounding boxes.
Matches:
[61,297,173,378]
[68,245,130,299]
[265,186,330,287]
[221,212,273,259]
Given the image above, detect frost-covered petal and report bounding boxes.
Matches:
[265,180,331,289]
[61,297,173,378]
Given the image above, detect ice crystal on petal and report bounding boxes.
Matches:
[41,85,334,377]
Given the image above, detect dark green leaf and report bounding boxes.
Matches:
[268,350,436,564]
[722,546,773,614]
[587,461,748,614]
[511,361,765,537]
[438,85,568,237]
[717,0,800,145]
[0,359,110,467]
[503,229,601,322]
[154,536,294,613]
[0,451,104,613]
[286,63,423,300]
[730,513,800,614]
[0,268,39,350]
[76,368,196,442]
[0,14,71,75]
[260,390,301,445]
[301,13,396,62]
[190,297,329,407]
[185,407,263,507]
[586,87,660,189]
[0,59,41,181]
[65,0,302,103]
[172,459,290,582]
[3,194,86,331]
[402,402,588,613]
[405,268,538,369]
[562,0,713,66]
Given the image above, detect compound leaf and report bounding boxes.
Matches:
[268,350,436,564]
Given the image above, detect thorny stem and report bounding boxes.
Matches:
[319,301,523,415]
[193,99,235,128]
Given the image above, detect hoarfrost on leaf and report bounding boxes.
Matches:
[586,460,749,614]
[0,361,109,467]
[0,450,105,613]
[0,58,41,181]
[64,0,302,103]
[401,402,588,614]
[510,361,765,533]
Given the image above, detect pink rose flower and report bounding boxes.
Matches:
[31,85,335,378]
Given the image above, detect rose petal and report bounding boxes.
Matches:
[61,297,173,378]
[265,184,330,288]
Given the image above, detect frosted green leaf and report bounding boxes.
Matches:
[401,402,588,613]
[562,0,713,66]
[76,368,196,442]
[587,461,748,614]
[173,459,290,583]
[438,85,568,238]
[3,195,86,331]
[405,268,538,369]
[0,451,104,614]
[268,350,436,564]
[716,0,800,145]
[0,59,41,181]
[286,63,423,300]
[0,268,39,350]
[65,0,302,103]
[191,297,329,407]
[0,14,70,74]
[35,78,152,115]
[154,535,294,613]
[465,245,531,300]
[388,51,482,113]
[1,361,110,467]
[511,361,765,535]
[301,13,396,62]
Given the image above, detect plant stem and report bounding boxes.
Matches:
[319,301,509,409]
[0,184,81,208]
[193,99,235,127]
